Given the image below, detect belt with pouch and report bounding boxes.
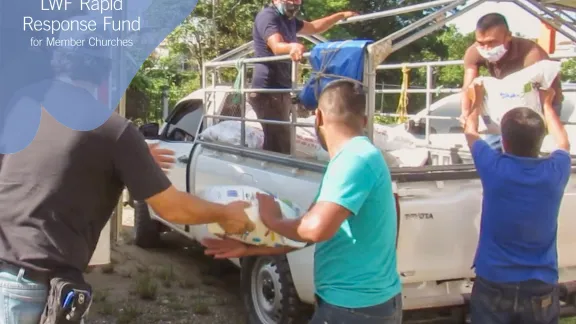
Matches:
[0,260,92,323]
[0,261,51,285]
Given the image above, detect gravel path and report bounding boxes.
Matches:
[85,207,246,324]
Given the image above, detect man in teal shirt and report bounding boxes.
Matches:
[201,80,402,323]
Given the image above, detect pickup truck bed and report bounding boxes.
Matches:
[134,92,576,324]
[135,136,576,324]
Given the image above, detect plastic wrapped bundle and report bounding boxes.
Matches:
[198,185,308,248]
[468,59,562,134]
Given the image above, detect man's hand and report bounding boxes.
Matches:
[461,81,485,127]
[539,87,569,151]
[340,11,359,20]
[289,43,306,62]
[218,201,255,235]
[148,143,175,173]
[539,87,555,108]
[201,237,250,259]
[469,80,485,109]
[256,193,283,229]
[458,113,468,128]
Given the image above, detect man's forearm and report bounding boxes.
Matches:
[309,13,345,34]
[464,105,481,147]
[270,42,295,55]
[244,245,297,257]
[266,218,311,243]
[543,103,570,151]
[152,189,227,225]
[461,96,472,117]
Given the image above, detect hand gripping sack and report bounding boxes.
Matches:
[198,185,307,248]
[469,59,562,133]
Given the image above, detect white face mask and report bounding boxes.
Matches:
[476,44,508,63]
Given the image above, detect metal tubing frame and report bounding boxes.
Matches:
[335,0,459,26]
[200,0,576,161]
[209,35,325,63]
[512,0,576,43]
[290,60,299,156]
[390,0,485,55]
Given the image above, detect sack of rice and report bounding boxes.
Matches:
[198,185,308,248]
[468,59,561,134]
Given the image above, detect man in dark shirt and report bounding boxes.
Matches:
[249,0,357,153]
[461,13,563,149]
[465,83,571,324]
[0,37,253,323]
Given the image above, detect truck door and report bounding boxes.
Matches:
[557,176,576,272]
[395,176,482,283]
[141,99,203,230]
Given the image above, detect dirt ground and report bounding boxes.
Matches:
[84,207,576,324]
[85,207,247,324]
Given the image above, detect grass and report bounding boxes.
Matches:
[116,304,142,324]
[133,274,158,300]
[561,317,576,324]
[192,301,211,315]
[154,265,176,288]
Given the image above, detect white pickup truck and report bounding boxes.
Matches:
[132,84,576,324]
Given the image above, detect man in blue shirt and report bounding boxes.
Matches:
[249,0,356,153]
[202,80,402,323]
[465,83,571,324]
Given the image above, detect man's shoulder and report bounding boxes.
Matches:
[463,43,483,65]
[93,113,133,141]
[514,36,541,49]
[255,6,277,22]
[334,137,386,173]
[514,37,548,58]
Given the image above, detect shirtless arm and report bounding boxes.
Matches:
[461,45,480,122]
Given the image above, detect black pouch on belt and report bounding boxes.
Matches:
[39,277,92,324]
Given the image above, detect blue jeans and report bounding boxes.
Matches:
[470,276,560,324]
[0,269,48,324]
[309,293,402,324]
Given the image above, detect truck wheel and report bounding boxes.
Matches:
[133,201,161,248]
[241,256,307,324]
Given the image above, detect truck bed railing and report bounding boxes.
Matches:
[200,0,576,167]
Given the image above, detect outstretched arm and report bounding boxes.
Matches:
[299,11,358,35]
[540,88,569,151]
[202,237,298,259]
[461,46,480,123]
[464,82,484,149]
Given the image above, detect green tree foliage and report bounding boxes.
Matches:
[561,58,576,82]
[131,0,572,122]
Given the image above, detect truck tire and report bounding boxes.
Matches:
[133,201,161,248]
[241,256,308,324]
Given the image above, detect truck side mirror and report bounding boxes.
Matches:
[139,123,160,139]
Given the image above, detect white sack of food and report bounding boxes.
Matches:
[198,186,307,248]
[470,59,561,134]
[387,147,429,167]
[199,121,264,149]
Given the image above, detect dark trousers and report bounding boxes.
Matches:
[470,276,560,324]
[247,92,292,154]
[309,293,402,324]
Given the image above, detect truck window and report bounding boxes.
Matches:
[164,100,203,142]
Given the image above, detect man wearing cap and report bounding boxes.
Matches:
[460,13,563,150]
[249,0,358,154]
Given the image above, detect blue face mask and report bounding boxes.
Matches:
[274,2,300,18]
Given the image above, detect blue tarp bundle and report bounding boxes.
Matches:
[299,39,373,110]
